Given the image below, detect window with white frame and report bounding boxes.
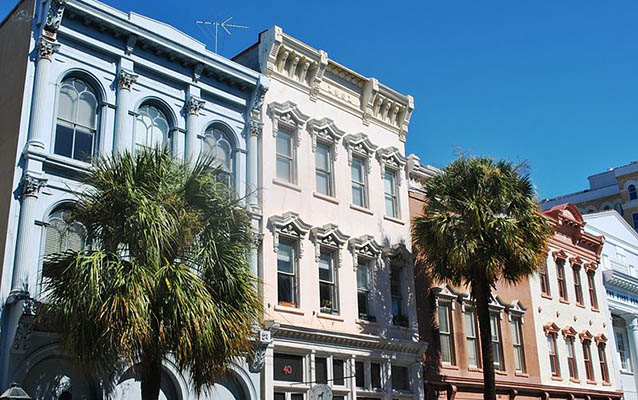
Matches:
[134,104,170,153]
[356,261,374,321]
[377,147,406,219]
[351,156,368,208]
[465,309,480,368]
[276,128,295,183]
[268,101,310,185]
[353,360,385,392]
[277,239,297,307]
[438,302,455,365]
[343,133,378,209]
[55,77,99,162]
[315,142,333,196]
[273,353,304,383]
[307,118,344,198]
[318,249,338,314]
[510,316,525,373]
[615,329,632,372]
[490,313,504,370]
[384,170,399,218]
[202,127,234,186]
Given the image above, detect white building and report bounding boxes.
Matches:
[0,0,266,398]
[234,26,428,400]
[584,211,638,400]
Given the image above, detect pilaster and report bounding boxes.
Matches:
[113,67,137,154]
[184,95,204,162]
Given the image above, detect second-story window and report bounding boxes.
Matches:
[616,330,632,372]
[566,336,578,379]
[44,206,87,256]
[587,270,598,309]
[547,332,560,378]
[55,77,98,162]
[135,105,169,153]
[465,309,480,368]
[315,142,333,196]
[203,127,234,186]
[391,266,408,327]
[583,339,594,381]
[318,250,338,314]
[633,213,638,231]
[510,317,525,373]
[357,261,374,321]
[598,341,610,383]
[438,302,455,365]
[351,156,368,208]
[384,170,399,218]
[277,239,297,307]
[491,314,504,370]
[556,259,568,302]
[573,265,584,305]
[276,128,295,183]
[540,263,551,296]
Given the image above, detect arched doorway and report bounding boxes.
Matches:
[21,357,94,400]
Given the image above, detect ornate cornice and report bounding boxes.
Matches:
[117,69,138,90]
[44,0,69,34]
[306,118,345,157]
[125,34,137,55]
[185,95,205,115]
[20,175,47,199]
[579,329,593,343]
[594,333,608,344]
[38,36,60,60]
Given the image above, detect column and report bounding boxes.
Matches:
[628,316,638,395]
[26,37,59,151]
[10,175,47,294]
[184,95,204,162]
[113,68,137,154]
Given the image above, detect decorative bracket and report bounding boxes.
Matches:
[20,175,47,199]
[310,224,349,267]
[44,0,69,35]
[377,146,407,184]
[348,235,382,270]
[118,69,138,91]
[343,133,378,172]
[185,95,205,115]
[267,101,309,145]
[306,118,345,158]
[268,212,311,257]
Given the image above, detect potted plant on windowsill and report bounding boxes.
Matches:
[320,299,337,314]
[358,312,377,322]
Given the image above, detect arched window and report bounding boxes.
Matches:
[629,185,637,201]
[54,77,98,162]
[134,104,170,153]
[44,206,87,256]
[202,127,234,186]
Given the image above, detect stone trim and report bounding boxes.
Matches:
[348,235,382,270]
[310,224,349,267]
[268,212,311,257]
[306,118,345,157]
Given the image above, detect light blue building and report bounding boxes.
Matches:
[0,0,267,398]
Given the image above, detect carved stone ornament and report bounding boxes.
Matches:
[311,224,349,267]
[377,146,407,184]
[249,82,268,137]
[11,297,37,354]
[306,118,345,158]
[249,329,273,373]
[125,35,137,55]
[38,36,60,60]
[268,212,311,256]
[343,133,378,172]
[44,0,69,34]
[267,101,309,142]
[118,69,138,90]
[348,235,382,270]
[21,175,47,198]
[193,63,204,82]
[186,96,205,115]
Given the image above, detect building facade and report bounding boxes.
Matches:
[584,211,638,400]
[234,26,428,400]
[0,0,266,398]
[540,161,638,231]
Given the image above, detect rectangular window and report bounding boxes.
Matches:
[355,361,365,388]
[333,359,345,386]
[540,263,551,296]
[438,303,455,365]
[351,156,368,207]
[599,343,610,383]
[583,340,594,381]
[587,271,598,309]
[276,129,294,183]
[616,331,632,371]
[548,334,560,377]
[384,170,399,218]
[277,239,297,307]
[566,337,578,379]
[510,317,525,373]
[318,250,338,314]
[315,357,327,384]
[491,314,504,370]
[315,143,333,196]
[556,259,568,302]
[465,310,480,368]
[391,366,409,391]
[391,266,408,326]
[357,262,374,320]
[573,266,584,305]
[633,213,638,231]
[274,353,304,382]
[371,363,382,389]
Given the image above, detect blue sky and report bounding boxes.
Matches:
[2,0,638,199]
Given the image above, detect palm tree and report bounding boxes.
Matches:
[412,156,552,400]
[41,148,260,400]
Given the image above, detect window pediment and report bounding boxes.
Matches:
[307,118,345,157]
[544,322,560,335]
[562,326,577,338]
[343,133,378,171]
[377,147,407,183]
[584,262,598,273]
[499,297,526,321]
[594,333,608,344]
[267,101,310,139]
[579,330,594,342]
[569,256,584,267]
[552,249,568,262]
[433,283,461,309]
[269,212,311,256]
[348,235,382,270]
[311,224,349,267]
[382,243,411,268]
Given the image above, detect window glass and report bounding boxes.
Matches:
[599,343,610,383]
[583,340,594,380]
[616,331,632,371]
[319,251,337,313]
[629,184,637,201]
[391,366,409,391]
[55,78,98,162]
[371,363,382,389]
[573,266,584,305]
[384,171,398,217]
[510,317,525,373]
[548,334,560,377]
[490,314,503,369]
[355,361,365,388]
[273,353,303,382]
[566,337,578,379]
[315,143,332,196]
[465,310,480,368]
[315,357,327,384]
[333,359,345,386]
[588,271,598,309]
[540,263,551,296]
[351,157,366,207]
[438,304,454,364]
[203,128,234,185]
[276,130,293,182]
[135,105,169,153]
[44,207,87,256]
[556,259,568,301]
[633,213,638,231]
[391,267,407,326]
[357,262,372,319]
[277,239,296,306]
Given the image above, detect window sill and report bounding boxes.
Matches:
[356,318,378,326]
[43,153,92,173]
[272,178,301,192]
[569,378,580,383]
[514,372,529,378]
[313,192,339,205]
[559,298,570,304]
[620,369,634,375]
[551,376,563,381]
[602,382,612,386]
[494,370,507,376]
[468,367,483,373]
[274,305,305,315]
[591,307,600,313]
[586,379,596,385]
[576,303,585,308]
[350,203,373,215]
[541,293,552,300]
[440,364,459,370]
[317,312,344,322]
[383,215,405,225]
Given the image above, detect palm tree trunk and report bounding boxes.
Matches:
[474,279,496,400]
[140,356,162,400]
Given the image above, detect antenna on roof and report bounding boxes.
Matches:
[194,17,249,54]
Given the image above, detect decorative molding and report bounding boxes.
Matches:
[377,146,407,183]
[20,175,47,199]
[579,330,593,342]
[11,298,36,354]
[38,36,60,60]
[543,322,560,335]
[267,101,309,142]
[248,80,268,138]
[551,250,568,262]
[500,298,526,322]
[44,0,69,34]
[309,51,328,101]
[125,34,137,55]
[348,235,382,270]
[306,118,345,157]
[382,243,412,270]
[268,212,311,257]
[117,69,138,90]
[603,269,638,294]
[310,224,349,267]
[193,63,204,82]
[432,283,460,309]
[594,333,608,344]
[561,326,577,338]
[249,329,273,373]
[569,256,584,267]
[185,95,205,115]
[343,133,378,172]
[584,262,598,273]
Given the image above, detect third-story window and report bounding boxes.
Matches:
[384,170,399,218]
[491,314,504,370]
[583,339,594,381]
[465,309,480,368]
[598,342,610,383]
[587,271,598,309]
[315,143,333,196]
[510,317,525,373]
[629,184,637,201]
[540,263,551,296]
[548,333,560,377]
[135,105,169,153]
[391,266,408,326]
[438,303,455,365]
[276,129,294,183]
[556,259,568,302]
[351,156,368,207]
[55,78,98,162]
[357,261,374,320]
[566,336,578,379]
[277,239,297,307]
[573,265,584,305]
[319,250,338,314]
